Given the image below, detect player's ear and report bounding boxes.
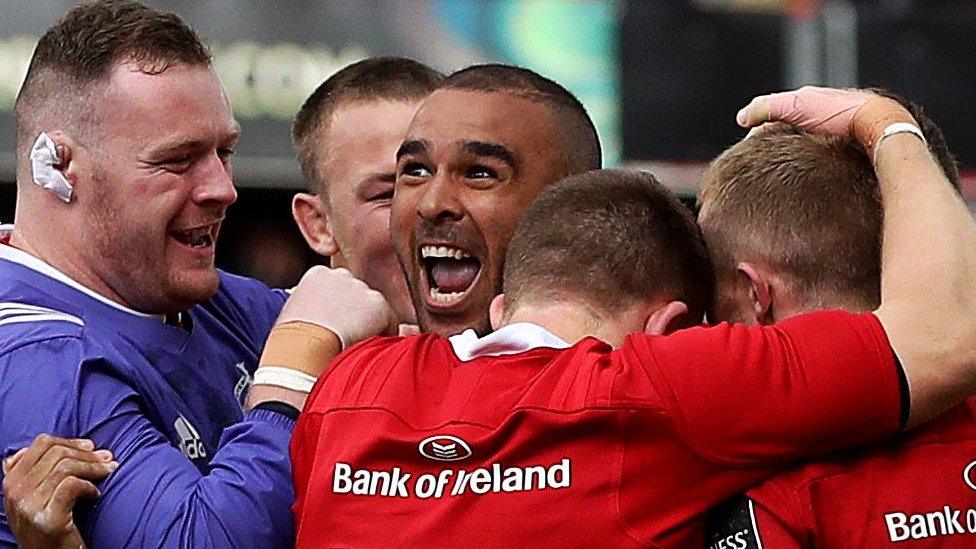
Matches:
[643,300,689,336]
[28,131,79,203]
[489,294,506,331]
[45,131,73,172]
[292,193,339,257]
[737,261,773,325]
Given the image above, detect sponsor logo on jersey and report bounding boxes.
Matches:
[233,361,251,406]
[964,460,976,491]
[706,496,763,549]
[883,460,976,542]
[174,414,207,460]
[418,435,472,462]
[331,459,572,500]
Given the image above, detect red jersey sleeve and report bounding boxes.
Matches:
[290,335,417,534]
[290,409,322,534]
[749,476,815,548]
[627,310,902,466]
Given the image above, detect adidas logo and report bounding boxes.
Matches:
[174,414,207,460]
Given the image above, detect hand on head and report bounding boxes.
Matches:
[737,86,917,156]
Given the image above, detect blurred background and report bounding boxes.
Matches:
[1,0,973,288]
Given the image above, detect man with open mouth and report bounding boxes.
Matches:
[0,2,359,547]
[277,87,976,547]
[391,64,603,337]
[1,50,445,548]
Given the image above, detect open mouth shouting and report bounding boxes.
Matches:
[419,244,483,309]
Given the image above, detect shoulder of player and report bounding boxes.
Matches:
[304,334,448,413]
[0,294,152,381]
[326,334,444,376]
[0,298,86,356]
[192,270,287,340]
[205,270,288,314]
[346,333,446,356]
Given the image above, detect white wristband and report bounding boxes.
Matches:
[873,122,927,165]
[252,366,317,393]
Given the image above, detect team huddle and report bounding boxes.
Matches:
[1,1,975,548]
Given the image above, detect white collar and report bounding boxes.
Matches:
[448,322,571,362]
[0,237,162,321]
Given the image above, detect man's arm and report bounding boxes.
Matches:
[236,267,398,531]
[3,267,394,549]
[871,132,976,426]
[0,340,295,548]
[633,310,901,465]
[84,267,393,547]
[245,266,395,412]
[77,361,297,548]
[738,87,976,427]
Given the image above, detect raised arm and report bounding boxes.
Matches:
[737,87,976,426]
[244,265,397,414]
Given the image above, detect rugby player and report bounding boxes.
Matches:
[267,86,976,546]
[0,1,392,547]
[700,98,975,547]
[391,64,603,336]
[8,57,585,547]
[291,57,443,323]
[2,55,443,546]
[6,52,599,547]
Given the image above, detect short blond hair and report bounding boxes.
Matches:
[698,126,883,309]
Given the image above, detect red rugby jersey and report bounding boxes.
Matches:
[292,311,901,548]
[706,399,976,548]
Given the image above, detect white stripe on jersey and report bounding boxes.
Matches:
[0,302,75,314]
[0,301,84,326]
[0,313,85,327]
[0,244,160,320]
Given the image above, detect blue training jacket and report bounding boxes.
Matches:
[0,243,293,548]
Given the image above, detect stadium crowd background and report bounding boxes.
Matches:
[0,0,973,289]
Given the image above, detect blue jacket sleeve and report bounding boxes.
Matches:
[76,360,296,549]
[0,339,295,549]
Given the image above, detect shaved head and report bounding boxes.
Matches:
[443,64,601,175]
[15,0,210,182]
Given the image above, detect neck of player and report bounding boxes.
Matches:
[8,229,139,313]
[500,302,640,349]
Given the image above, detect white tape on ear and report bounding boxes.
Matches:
[30,132,73,203]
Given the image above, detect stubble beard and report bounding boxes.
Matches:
[86,170,217,313]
